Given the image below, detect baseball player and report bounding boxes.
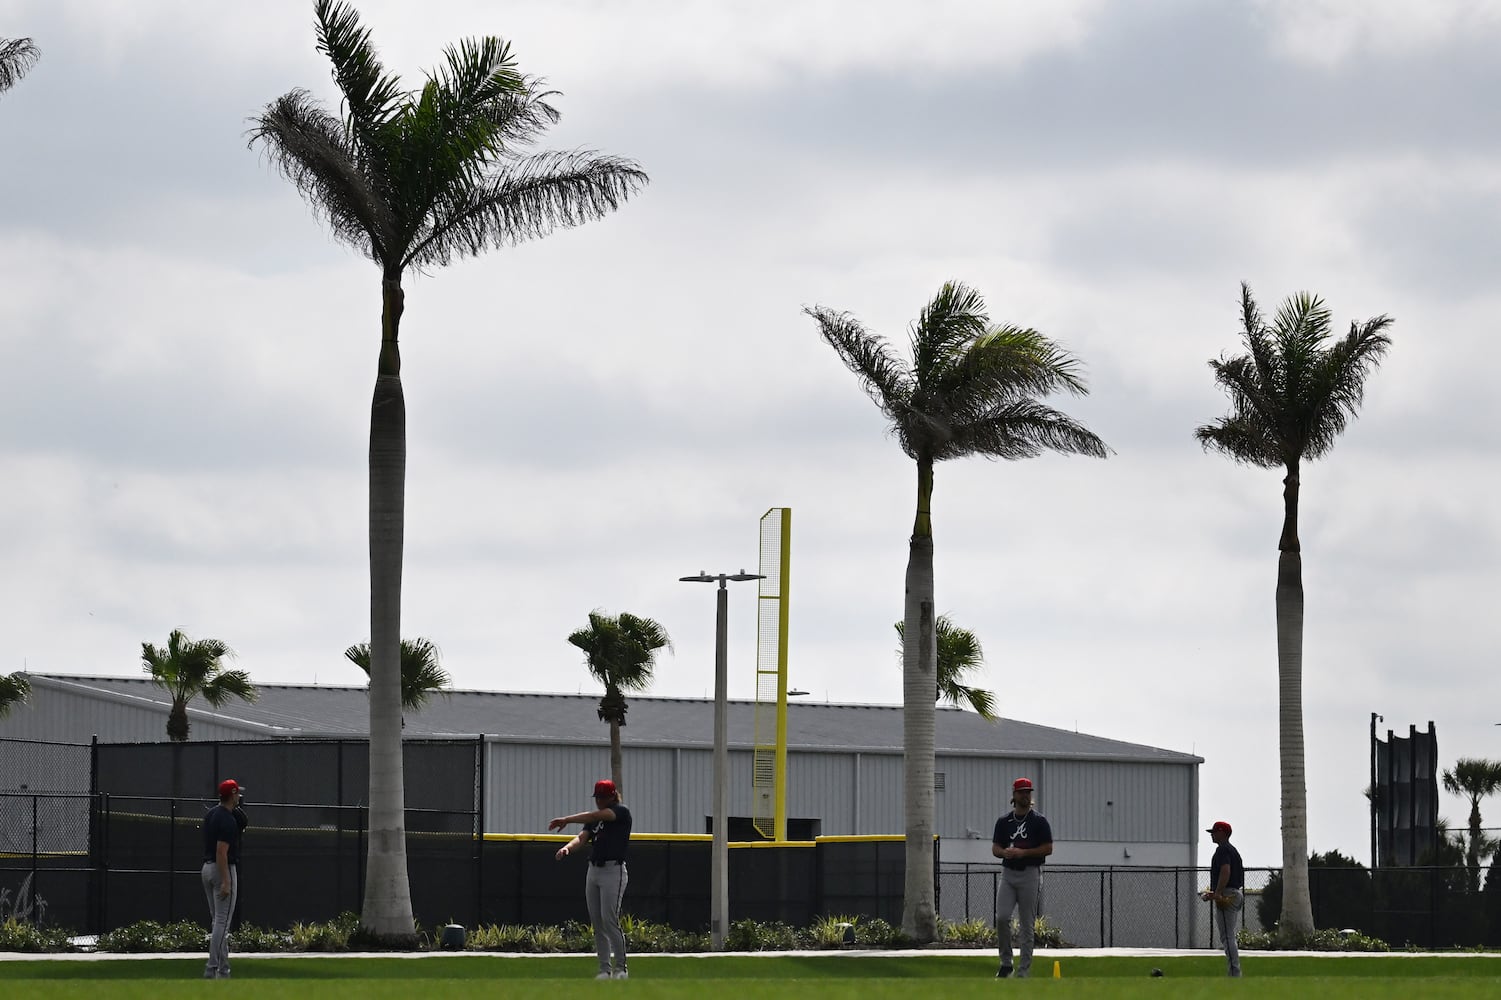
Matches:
[1201,820,1245,977]
[992,776,1053,978]
[200,778,246,979]
[551,779,633,979]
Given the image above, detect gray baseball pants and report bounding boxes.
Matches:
[201,861,238,978]
[996,865,1042,977]
[585,861,629,974]
[1213,888,1244,977]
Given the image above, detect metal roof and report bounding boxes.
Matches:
[27,673,1200,763]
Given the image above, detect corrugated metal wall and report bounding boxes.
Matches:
[484,742,1196,850]
[0,684,260,746]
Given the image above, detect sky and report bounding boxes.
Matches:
[3,0,1499,869]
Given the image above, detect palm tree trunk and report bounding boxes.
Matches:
[1276,464,1314,941]
[901,456,937,943]
[362,274,416,940]
[1468,801,1483,893]
[167,699,189,743]
[610,720,624,797]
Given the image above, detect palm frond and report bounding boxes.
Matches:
[0,672,31,717]
[1300,315,1394,460]
[910,282,990,389]
[1194,412,1279,467]
[950,683,998,719]
[804,305,915,436]
[201,669,258,708]
[0,36,40,94]
[948,398,1111,462]
[313,0,403,136]
[402,149,647,268]
[248,89,393,262]
[1199,284,1391,468]
[346,637,450,710]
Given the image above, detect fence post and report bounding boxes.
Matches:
[30,794,40,923]
[1098,871,1105,947]
[168,798,176,923]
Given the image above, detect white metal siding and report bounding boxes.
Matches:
[0,686,262,746]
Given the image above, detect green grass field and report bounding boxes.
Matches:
[2,954,1499,999]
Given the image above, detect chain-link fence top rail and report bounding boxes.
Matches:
[1,737,92,794]
[91,738,481,826]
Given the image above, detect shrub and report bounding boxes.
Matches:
[1237,926,1389,951]
[937,916,995,946]
[468,923,533,951]
[228,922,290,953]
[529,924,566,952]
[0,916,75,953]
[852,917,908,947]
[97,919,207,953]
[724,918,800,951]
[807,913,860,948]
[287,912,358,952]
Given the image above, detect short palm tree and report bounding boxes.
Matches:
[249,0,645,940]
[567,611,672,797]
[0,37,40,95]
[1442,758,1501,892]
[809,281,1108,942]
[1196,282,1392,942]
[0,671,31,718]
[141,630,257,742]
[345,637,452,716]
[894,616,996,718]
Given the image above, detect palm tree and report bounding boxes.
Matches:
[1441,758,1501,892]
[140,630,257,742]
[344,637,453,716]
[894,616,996,718]
[1196,282,1392,942]
[0,37,40,95]
[566,611,672,796]
[808,281,1108,942]
[0,671,31,718]
[248,0,645,940]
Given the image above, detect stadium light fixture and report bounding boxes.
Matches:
[679,569,764,951]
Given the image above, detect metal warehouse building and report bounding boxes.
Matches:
[4,672,1204,872]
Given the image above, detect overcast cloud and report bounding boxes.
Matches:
[3,0,1500,869]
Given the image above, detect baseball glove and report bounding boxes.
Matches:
[1214,893,1235,911]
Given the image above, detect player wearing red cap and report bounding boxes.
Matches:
[200,778,246,978]
[1201,821,1244,976]
[550,779,634,979]
[991,777,1053,978]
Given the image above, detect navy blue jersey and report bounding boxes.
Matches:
[201,805,241,865]
[1210,841,1244,890]
[585,803,632,862]
[993,809,1052,869]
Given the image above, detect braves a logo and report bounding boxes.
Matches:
[1011,820,1029,845]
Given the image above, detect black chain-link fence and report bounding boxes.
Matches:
[940,861,1501,949]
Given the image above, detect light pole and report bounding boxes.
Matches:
[680,568,764,950]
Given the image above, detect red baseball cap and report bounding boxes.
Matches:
[218,779,243,799]
[1207,820,1232,836]
[1012,777,1034,792]
[593,780,617,798]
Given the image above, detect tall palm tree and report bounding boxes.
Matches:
[0,672,31,718]
[809,281,1108,942]
[248,0,645,940]
[567,611,672,796]
[1196,282,1392,942]
[894,616,996,718]
[141,630,257,742]
[0,37,40,95]
[345,637,453,716]
[1441,758,1501,892]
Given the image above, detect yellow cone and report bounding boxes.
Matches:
[1053,960,1061,978]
